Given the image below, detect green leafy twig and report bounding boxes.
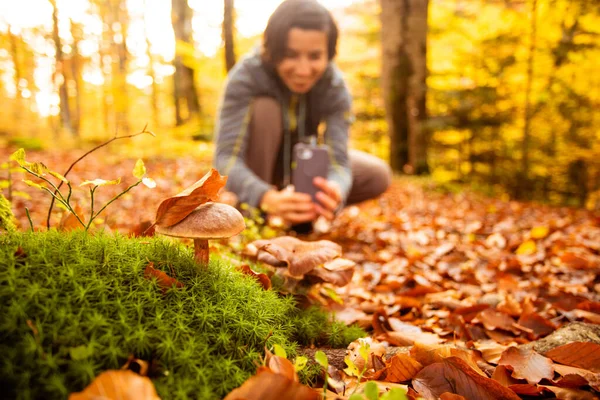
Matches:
[45,124,155,228]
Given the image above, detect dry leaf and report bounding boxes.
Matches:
[155,168,226,227]
[69,370,160,400]
[223,368,318,400]
[516,312,556,339]
[59,204,85,231]
[497,346,554,384]
[539,385,600,400]
[237,264,272,290]
[144,263,184,291]
[545,342,600,373]
[412,357,521,400]
[384,354,423,382]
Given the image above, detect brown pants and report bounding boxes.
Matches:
[245,97,392,205]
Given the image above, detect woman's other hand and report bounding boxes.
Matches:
[260,187,317,225]
[313,177,342,221]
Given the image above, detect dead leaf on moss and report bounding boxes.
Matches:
[497,346,554,384]
[412,357,521,400]
[69,370,160,400]
[545,342,600,373]
[237,264,271,290]
[144,263,184,291]
[155,168,226,228]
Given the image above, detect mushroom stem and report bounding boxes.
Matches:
[194,239,209,265]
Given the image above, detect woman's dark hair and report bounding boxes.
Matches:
[262,0,338,67]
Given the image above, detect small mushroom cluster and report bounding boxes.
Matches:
[244,236,355,286]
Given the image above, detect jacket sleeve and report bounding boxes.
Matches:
[213,61,273,208]
[323,73,353,204]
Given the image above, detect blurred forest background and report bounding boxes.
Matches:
[1,0,599,209]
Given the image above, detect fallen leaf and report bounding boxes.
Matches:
[497,346,554,384]
[508,384,549,396]
[516,312,557,339]
[554,364,600,390]
[155,168,226,227]
[223,367,318,400]
[516,240,536,255]
[539,385,600,400]
[69,370,160,400]
[473,341,512,364]
[59,204,85,231]
[439,393,467,400]
[560,252,590,269]
[384,354,423,382]
[491,365,520,387]
[545,342,600,373]
[144,263,184,291]
[237,264,272,290]
[474,309,519,334]
[412,357,520,400]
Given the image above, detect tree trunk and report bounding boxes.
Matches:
[381,0,429,174]
[70,19,83,135]
[50,0,74,136]
[144,0,160,127]
[172,0,201,126]
[7,24,23,123]
[223,0,237,73]
[520,0,537,193]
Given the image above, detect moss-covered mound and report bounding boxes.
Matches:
[0,231,362,399]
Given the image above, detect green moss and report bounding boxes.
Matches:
[0,230,362,399]
[289,306,366,348]
[0,193,16,232]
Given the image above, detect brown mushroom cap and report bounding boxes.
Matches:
[155,202,245,239]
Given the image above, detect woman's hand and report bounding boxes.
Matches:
[260,187,317,225]
[313,177,342,221]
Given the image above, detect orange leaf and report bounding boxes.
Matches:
[439,393,467,400]
[384,354,423,382]
[68,370,160,400]
[144,263,184,290]
[267,355,298,382]
[545,342,600,373]
[412,357,521,400]
[497,346,554,384]
[223,368,318,400]
[59,204,85,231]
[237,264,272,290]
[475,309,519,334]
[154,168,227,227]
[516,312,557,339]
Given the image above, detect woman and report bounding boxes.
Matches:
[214,0,391,228]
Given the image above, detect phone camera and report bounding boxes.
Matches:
[299,148,313,160]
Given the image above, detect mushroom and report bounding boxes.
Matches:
[244,236,355,286]
[155,202,245,265]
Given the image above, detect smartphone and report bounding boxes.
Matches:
[292,142,330,202]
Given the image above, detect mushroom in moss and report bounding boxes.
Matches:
[155,202,245,265]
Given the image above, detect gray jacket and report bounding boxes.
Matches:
[213,51,353,208]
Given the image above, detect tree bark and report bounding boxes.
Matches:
[381,0,429,174]
[520,0,537,192]
[172,0,201,126]
[144,0,160,127]
[223,0,237,73]
[50,0,74,136]
[7,24,23,122]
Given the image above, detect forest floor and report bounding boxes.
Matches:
[3,147,600,398]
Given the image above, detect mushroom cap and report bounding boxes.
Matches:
[155,202,245,239]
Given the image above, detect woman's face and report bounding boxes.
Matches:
[276,28,328,94]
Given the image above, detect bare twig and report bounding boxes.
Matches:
[46,124,155,228]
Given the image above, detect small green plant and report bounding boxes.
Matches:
[10,148,155,231]
[316,344,409,400]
